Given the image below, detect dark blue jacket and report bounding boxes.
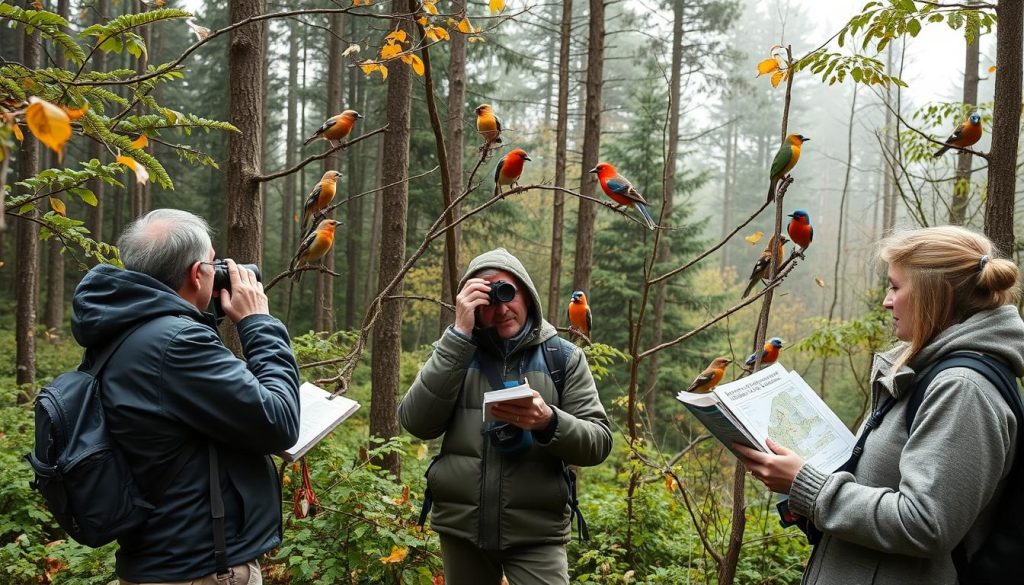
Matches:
[71,264,300,581]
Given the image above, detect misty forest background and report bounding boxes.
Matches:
[2,0,1023,583]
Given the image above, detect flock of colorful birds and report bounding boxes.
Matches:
[283,104,984,394]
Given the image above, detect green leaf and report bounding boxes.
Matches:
[907,18,921,36]
[894,0,916,11]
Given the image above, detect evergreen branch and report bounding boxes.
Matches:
[73,9,192,84]
[0,4,86,64]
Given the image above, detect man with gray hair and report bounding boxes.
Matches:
[71,208,300,584]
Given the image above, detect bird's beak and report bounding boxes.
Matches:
[588,167,598,174]
[524,155,532,161]
[356,113,364,118]
[787,213,795,218]
[802,137,811,142]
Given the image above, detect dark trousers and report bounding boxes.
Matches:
[439,534,569,585]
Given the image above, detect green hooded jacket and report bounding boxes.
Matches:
[399,248,612,550]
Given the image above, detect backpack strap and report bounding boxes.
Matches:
[85,321,148,377]
[208,445,229,578]
[540,336,572,404]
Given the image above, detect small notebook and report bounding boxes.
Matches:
[278,382,360,462]
[482,381,534,422]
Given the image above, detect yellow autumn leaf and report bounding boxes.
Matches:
[417,16,429,26]
[770,69,786,88]
[25,97,72,162]
[130,134,148,149]
[426,26,450,42]
[744,231,764,245]
[468,36,486,43]
[489,0,505,13]
[403,54,425,76]
[12,123,24,142]
[988,65,997,73]
[815,277,826,288]
[457,17,473,34]
[282,474,292,486]
[392,484,410,506]
[116,154,149,185]
[63,104,88,120]
[381,43,403,60]
[49,196,66,217]
[380,546,408,564]
[416,443,428,460]
[664,474,677,493]
[385,30,408,44]
[31,0,43,9]
[756,57,779,77]
[422,0,438,15]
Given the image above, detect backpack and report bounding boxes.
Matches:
[24,323,198,548]
[902,352,1024,585]
[417,336,590,539]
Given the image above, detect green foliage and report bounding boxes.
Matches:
[0,3,86,64]
[797,50,907,88]
[582,342,630,381]
[901,101,992,163]
[840,0,995,50]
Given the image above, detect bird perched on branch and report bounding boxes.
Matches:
[567,290,592,341]
[767,134,810,202]
[299,171,341,238]
[494,148,531,196]
[590,162,657,230]
[303,110,362,147]
[933,113,982,157]
[686,357,732,393]
[787,209,813,252]
[475,104,503,146]
[290,219,339,280]
[742,235,788,298]
[744,338,784,370]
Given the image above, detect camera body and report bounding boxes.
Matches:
[488,280,516,304]
[210,260,262,292]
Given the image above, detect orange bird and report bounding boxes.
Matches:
[934,113,982,157]
[589,162,657,230]
[567,290,592,340]
[742,235,787,298]
[304,110,362,147]
[744,338,784,370]
[475,104,503,145]
[300,171,341,238]
[290,219,340,278]
[686,357,732,393]
[786,209,813,251]
[494,149,531,196]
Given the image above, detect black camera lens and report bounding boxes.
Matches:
[211,260,262,291]
[488,280,516,304]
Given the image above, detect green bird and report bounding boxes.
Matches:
[767,134,810,202]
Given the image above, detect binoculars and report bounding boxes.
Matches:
[210,259,262,292]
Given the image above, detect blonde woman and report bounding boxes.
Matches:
[736,226,1024,585]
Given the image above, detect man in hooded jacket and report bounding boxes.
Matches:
[399,248,612,585]
[72,209,300,584]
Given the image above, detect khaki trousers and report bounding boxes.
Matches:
[439,534,569,585]
[116,560,261,585]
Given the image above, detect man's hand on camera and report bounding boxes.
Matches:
[454,277,493,336]
[217,259,269,323]
[489,391,554,431]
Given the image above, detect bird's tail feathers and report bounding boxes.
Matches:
[635,203,657,230]
[303,134,316,147]
[742,279,757,298]
[933,145,951,157]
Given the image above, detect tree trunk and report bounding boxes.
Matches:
[345,40,366,329]
[16,17,41,393]
[223,0,265,352]
[370,0,414,480]
[643,0,684,429]
[984,0,1022,254]
[88,0,107,247]
[130,0,151,220]
[44,0,71,333]
[882,43,897,240]
[951,20,980,225]
[547,0,573,326]
[281,20,299,267]
[315,11,343,332]
[439,0,467,334]
[721,121,735,271]
[573,0,605,294]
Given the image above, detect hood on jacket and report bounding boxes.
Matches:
[460,247,545,324]
[71,263,205,350]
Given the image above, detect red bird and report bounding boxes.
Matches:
[299,171,341,238]
[786,209,813,251]
[567,290,592,340]
[744,338,784,370]
[589,162,657,230]
[494,148,531,196]
[934,113,982,157]
[304,110,362,147]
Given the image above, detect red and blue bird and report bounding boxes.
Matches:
[787,209,813,252]
[744,337,784,370]
[590,162,657,230]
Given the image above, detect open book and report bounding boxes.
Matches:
[676,363,855,473]
[483,381,534,422]
[278,383,361,462]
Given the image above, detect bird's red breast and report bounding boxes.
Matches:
[761,344,780,363]
[787,219,812,249]
[323,114,356,141]
[301,221,337,262]
[956,118,983,147]
[568,299,590,335]
[497,149,529,184]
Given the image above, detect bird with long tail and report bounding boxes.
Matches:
[290,219,339,282]
[742,235,787,298]
[767,134,810,202]
[933,113,982,157]
[590,162,657,230]
[304,110,362,147]
[299,171,341,238]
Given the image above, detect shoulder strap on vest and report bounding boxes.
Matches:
[541,336,572,402]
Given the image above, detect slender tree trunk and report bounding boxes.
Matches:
[547,0,572,326]
[315,11,343,332]
[281,20,299,266]
[364,136,384,312]
[643,0,684,428]
[88,0,107,246]
[16,16,41,393]
[130,0,151,219]
[439,0,467,334]
[951,19,980,225]
[44,0,71,333]
[370,0,414,480]
[882,43,897,240]
[345,42,365,329]
[721,121,735,271]
[573,0,605,294]
[984,0,1022,254]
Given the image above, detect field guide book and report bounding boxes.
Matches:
[278,382,360,462]
[675,363,856,472]
[482,381,534,422]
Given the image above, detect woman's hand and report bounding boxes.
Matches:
[734,438,805,494]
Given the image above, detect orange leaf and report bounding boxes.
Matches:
[425,26,450,42]
[385,30,408,44]
[392,484,410,506]
[403,54,425,76]
[756,57,780,77]
[988,65,997,73]
[380,546,408,564]
[380,43,403,60]
[25,97,72,162]
[117,154,149,185]
[664,474,677,493]
[31,0,43,9]
[49,196,66,217]
[457,17,472,34]
[417,16,429,26]
[130,134,149,149]
[489,0,505,13]
[422,1,438,15]
[770,69,786,88]
[62,104,88,120]
[12,123,24,142]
